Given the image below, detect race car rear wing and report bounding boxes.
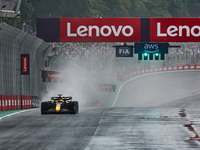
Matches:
[63,97,72,100]
[51,97,72,101]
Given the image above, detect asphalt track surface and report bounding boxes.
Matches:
[1,71,200,150]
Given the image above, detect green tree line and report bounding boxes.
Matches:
[3,0,200,29]
[28,0,200,18]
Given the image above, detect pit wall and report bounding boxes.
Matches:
[0,95,32,111]
[121,65,200,81]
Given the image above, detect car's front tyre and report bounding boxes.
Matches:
[41,102,48,114]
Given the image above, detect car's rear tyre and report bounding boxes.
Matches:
[41,102,48,114]
[71,101,79,114]
[74,101,79,114]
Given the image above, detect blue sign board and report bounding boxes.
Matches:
[134,43,168,54]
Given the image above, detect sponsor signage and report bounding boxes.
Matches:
[37,18,200,42]
[21,54,29,75]
[116,45,133,57]
[42,71,63,80]
[150,18,200,42]
[47,72,63,79]
[60,18,141,42]
[37,18,141,42]
[134,43,168,54]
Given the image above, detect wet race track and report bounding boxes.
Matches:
[1,71,200,150]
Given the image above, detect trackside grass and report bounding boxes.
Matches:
[0,110,28,118]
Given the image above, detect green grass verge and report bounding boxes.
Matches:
[0,110,28,118]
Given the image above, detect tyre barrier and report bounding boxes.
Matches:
[121,64,200,81]
[97,84,116,92]
[0,95,32,111]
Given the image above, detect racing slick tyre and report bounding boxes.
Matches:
[70,101,79,114]
[41,102,48,114]
[74,101,79,114]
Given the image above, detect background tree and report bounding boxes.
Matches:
[4,0,200,30]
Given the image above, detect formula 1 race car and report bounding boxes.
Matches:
[41,94,79,114]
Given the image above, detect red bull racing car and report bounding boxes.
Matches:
[41,95,79,114]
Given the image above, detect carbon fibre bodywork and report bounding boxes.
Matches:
[41,96,79,114]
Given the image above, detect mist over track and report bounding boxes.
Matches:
[1,71,200,149]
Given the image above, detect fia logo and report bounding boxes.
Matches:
[118,47,131,56]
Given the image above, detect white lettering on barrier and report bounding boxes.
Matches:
[168,67,172,70]
[190,65,195,69]
[67,23,134,37]
[196,65,200,69]
[157,22,200,37]
[179,66,183,70]
[23,58,27,72]
[184,66,189,69]
[163,67,167,71]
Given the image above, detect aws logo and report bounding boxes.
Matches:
[134,43,168,54]
[144,44,159,53]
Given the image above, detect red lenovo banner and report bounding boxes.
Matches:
[0,95,1,111]
[5,95,8,111]
[37,18,200,42]
[12,95,14,110]
[21,54,30,75]
[196,65,200,69]
[29,96,32,109]
[8,95,11,110]
[22,96,25,109]
[47,72,63,79]
[2,96,5,111]
[150,18,200,42]
[18,95,21,110]
[60,18,141,42]
[14,95,17,110]
[37,18,141,42]
[190,65,195,69]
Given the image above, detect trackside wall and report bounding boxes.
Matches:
[121,65,200,81]
[0,23,52,111]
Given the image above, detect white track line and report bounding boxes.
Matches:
[111,70,200,107]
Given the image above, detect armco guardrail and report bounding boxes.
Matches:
[121,65,200,81]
